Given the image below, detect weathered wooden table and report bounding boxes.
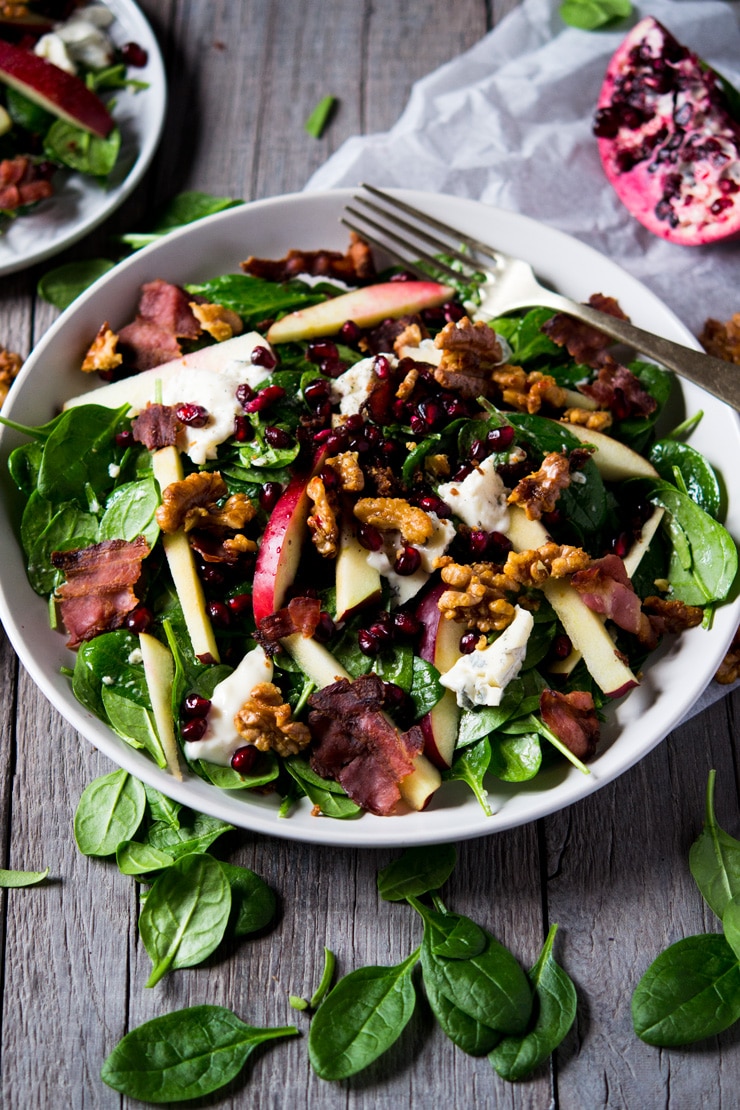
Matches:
[1,2,739,1106]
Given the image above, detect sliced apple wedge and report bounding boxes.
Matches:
[335,523,382,621]
[151,446,220,664]
[252,473,314,626]
[266,280,454,344]
[138,632,182,780]
[555,420,659,481]
[416,583,462,769]
[0,39,113,137]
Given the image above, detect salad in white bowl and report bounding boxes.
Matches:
[0,191,736,846]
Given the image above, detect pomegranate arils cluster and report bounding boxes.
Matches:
[594,16,740,245]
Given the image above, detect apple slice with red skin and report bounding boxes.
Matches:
[0,39,113,138]
[334,522,382,621]
[416,583,462,769]
[266,280,454,344]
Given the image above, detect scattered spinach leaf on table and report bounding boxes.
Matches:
[0,867,49,887]
[73,769,146,857]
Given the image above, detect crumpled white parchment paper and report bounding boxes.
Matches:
[305,0,740,720]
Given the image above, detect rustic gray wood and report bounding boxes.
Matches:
[0,1,739,1107]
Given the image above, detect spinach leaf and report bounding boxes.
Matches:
[422,960,500,1055]
[632,934,740,1046]
[489,732,542,783]
[218,862,276,937]
[73,769,146,857]
[443,738,493,817]
[689,769,740,919]
[139,852,232,987]
[100,1005,298,1102]
[284,759,362,819]
[617,361,673,452]
[44,120,121,176]
[116,841,175,876]
[0,867,49,887]
[377,844,457,903]
[72,630,148,720]
[101,687,166,767]
[8,440,43,496]
[99,476,160,545]
[308,948,420,1079]
[198,753,279,790]
[185,274,325,329]
[559,0,632,31]
[420,918,532,1034]
[650,482,737,605]
[411,900,487,960]
[310,947,337,1008]
[408,656,444,718]
[489,924,577,1081]
[723,897,740,963]
[143,785,182,829]
[144,811,234,860]
[38,404,128,509]
[23,495,99,595]
[305,94,337,138]
[493,308,561,363]
[37,259,116,309]
[649,440,721,519]
[373,643,414,691]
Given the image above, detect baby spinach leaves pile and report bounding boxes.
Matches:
[74,770,276,987]
[307,844,577,1082]
[633,771,740,1046]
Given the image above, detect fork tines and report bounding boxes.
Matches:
[341,183,503,283]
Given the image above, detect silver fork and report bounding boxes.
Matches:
[342,184,740,413]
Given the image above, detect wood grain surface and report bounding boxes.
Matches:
[1,2,739,1107]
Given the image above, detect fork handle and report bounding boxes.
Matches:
[535,294,740,413]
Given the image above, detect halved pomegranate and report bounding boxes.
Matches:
[593,17,740,246]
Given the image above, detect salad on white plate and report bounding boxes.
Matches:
[1,206,737,829]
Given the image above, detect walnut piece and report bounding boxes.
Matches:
[156,471,256,534]
[562,406,613,431]
[491,366,567,414]
[395,365,419,401]
[326,450,365,492]
[0,346,22,407]
[716,625,740,684]
[432,316,502,398]
[437,559,519,632]
[393,322,424,353]
[307,475,339,557]
[190,301,244,343]
[234,682,311,757]
[700,313,740,365]
[508,452,572,521]
[354,497,433,545]
[81,323,122,374]
[504,543,591,587]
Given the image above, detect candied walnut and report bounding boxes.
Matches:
[504,543,591,587]
[716,625,740,684]
[700,313,740,364]
[643,596,704,635]
[234,682,311,757]
[437,559,519,632]
[491,366,567,414]
[354,497,433,545]
[393,322,424,353]
[508,452,572,521]
[395,365,419,401]
[326,450,364,492]
[0,345,22,407]
[242,231,375,284]
[424,453,450,479]
[562,406,613,431]
[433,316,502,399]
[362,314,428,356]
[156,471,256,534]
[364,461,399,497]
[307,475,339,557]
[189,301,243,342]
[81,323,122,374]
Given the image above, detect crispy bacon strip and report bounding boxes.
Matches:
[131,404,181,450]
[242,232,375,284]
[542,293,628,366]
[51,536,149,648]
[308,674,423,816]
[117,280,202,373]
[540,689,600,761]
[0,156,53,210]
[570,553,656,648]
[255,596,322,653]
[578,355,657,421]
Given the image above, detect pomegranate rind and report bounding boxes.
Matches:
[594,17,740,246]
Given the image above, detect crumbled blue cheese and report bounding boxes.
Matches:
[439,605,534,708]
[183,645,273,765]
[366,512,455,606]
[330,357,379,416]
[438,454,510,533]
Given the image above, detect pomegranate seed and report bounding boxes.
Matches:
[364,425,383,446]
[393,610,421,637]
[611,531,631,558]
[552,634,572,659]
[421,306,445,327]
[236,383,255,408]
[245,385,285,413]
[324,431,347,454]
[227,593,252,618]
[231,746,258,773]
[443,301,466,323]
[115,429,133,447]
[389,270,416,282]
[382,682,407,710]
[200,564,225,586]
[183,693,211,719]
[307,340,339,363]
[349,435,370,456]
[313,428,333,444]
[711,197,734,215]
[259,481,283,511]
[486,425,515,451]
[318,467,338,491]
[417,494,451,518]
[488,531,512,560]
[468,530,491,558]
[208,601,230,627]
[409,414,425,435]
[314,611,336,643]
[443,396,468,418]
[357,522,383,551]
[394,545,421,576]
[120,41,148,67]
[303,378,331,406]
[453,463,474,482]
[319,357,346,378]
[459,631,479,654]
[233,415,253,441]
[373,355,392,379]
[342,413,362,433]
[469,438,488,462]
[341,320,362,342]
[182,717,208,742]
[369,621,394,649]
[358,628,380,655]
[176,403,209,428]
[251,345,277,369]
[264,425,291,448]
[124,606,153,634]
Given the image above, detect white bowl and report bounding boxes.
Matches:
[0,188,737,847]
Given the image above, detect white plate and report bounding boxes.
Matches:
[0,0,166,276]
[0,189,738,847]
